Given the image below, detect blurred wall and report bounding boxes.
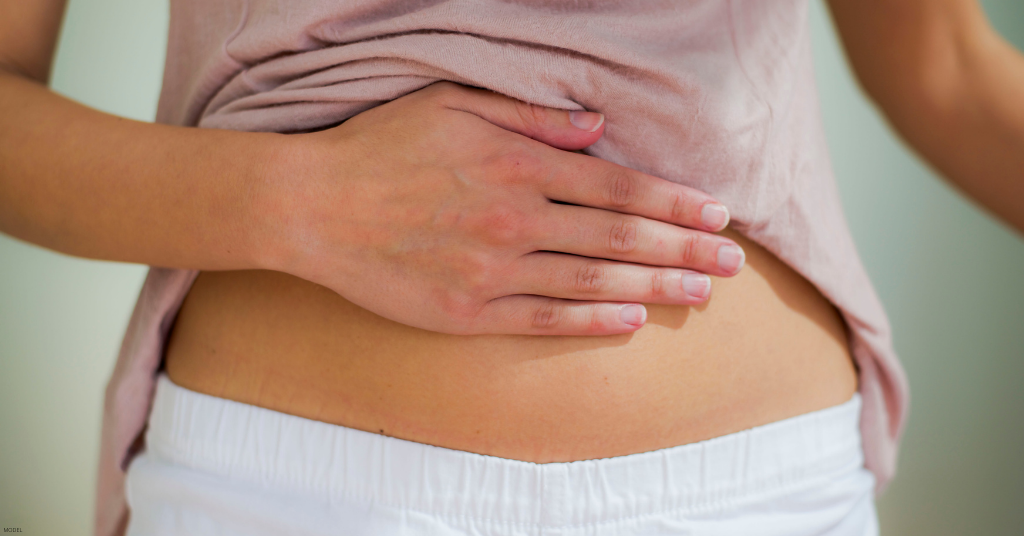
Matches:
[0,1,163,534]
[811,1,1024,534]
[1,0,1023,534]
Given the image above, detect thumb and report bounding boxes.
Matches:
[432,82,605,151]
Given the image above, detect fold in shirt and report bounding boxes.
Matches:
[94,1,909,535]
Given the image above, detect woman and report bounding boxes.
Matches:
[1,0,1022,535]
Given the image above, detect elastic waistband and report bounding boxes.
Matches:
[144,373,864,530]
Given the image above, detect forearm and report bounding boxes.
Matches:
[0,68,289,269]
[829,0,1024,233]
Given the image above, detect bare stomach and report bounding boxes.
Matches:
[164,227,857,462]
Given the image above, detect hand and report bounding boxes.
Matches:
[261,82,745,336]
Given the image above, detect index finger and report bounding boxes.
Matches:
[534,149,731,232]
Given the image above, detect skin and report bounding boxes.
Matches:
[0,67,749,334]
[267,84,749,335]
[828,0,1024,234]
[163,0,1024,460]
[1,0,1022,483]
[165,229,858,463]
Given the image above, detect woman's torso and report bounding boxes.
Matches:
[157,0,873,461]
[95,3,910,534]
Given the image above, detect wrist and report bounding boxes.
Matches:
[244,130,335,278]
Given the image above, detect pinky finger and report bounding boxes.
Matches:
[477,295,647,336]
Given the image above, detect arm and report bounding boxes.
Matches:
[0,0,285,270]
[0,1,744,336]
[828,0,1024,233]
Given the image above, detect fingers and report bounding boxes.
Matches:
[427,82,605,151]
[536,204,745,277]
[537,150,731,232]
[425,82,733,234]
[509,252,713,305]
[422,82,732,234]
[476,294,647,336]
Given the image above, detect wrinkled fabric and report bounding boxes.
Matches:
[96,2,909,535]
[125,374,878,536]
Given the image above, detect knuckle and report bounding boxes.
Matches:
[650,270,667,298]
[460,259,492,295]
[669,192,688,222]
[515,102,549,130]
[455,248,488,271]
[573,262,607,294]
[455,250,508,295]
[487,144,543,185]
[531,302,562,329]
[608,219,639,254]
[478,205,530,245]
[606,172,639,208]
[439,291,477,323]
[679,233,701,266]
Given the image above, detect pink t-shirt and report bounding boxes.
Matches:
[94,1,909,534]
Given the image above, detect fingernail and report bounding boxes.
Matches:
[682,273,711,299]
[717,244,746,274]
[619,304,647,327]
[700,204,730,231]
[569,110,604,133]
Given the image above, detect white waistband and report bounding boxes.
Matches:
[143,373,864,529]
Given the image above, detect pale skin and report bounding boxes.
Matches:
[2,0,1023,493]
[830,0,1024,233]
[1,5,745,337]
[1,0,1022,334]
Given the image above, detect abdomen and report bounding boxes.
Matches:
[164,227,857,461]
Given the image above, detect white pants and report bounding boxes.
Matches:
[126,374,878,535]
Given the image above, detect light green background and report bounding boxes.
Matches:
[1,1,1023,534]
